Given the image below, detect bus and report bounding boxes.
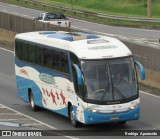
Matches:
[15,31,145,127]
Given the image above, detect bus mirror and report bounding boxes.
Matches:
[134,61,146,80]
[73,64,83,85]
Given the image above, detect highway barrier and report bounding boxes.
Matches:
[0,11,160,89]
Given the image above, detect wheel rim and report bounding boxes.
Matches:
[30,94,35,109]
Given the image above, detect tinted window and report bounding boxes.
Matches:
[15,40,21,59]
[61,52,69,73]
[43,48,52,68]
[35,46,43,66]
[15,40,70,74]
[27,44,35,63]
[52,50,61,71]
[21,43,27,61]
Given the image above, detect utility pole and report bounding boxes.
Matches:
[147,0,151,18]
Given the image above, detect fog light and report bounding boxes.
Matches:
[92,109,98,113]
[89,117,93,121]
[134,113,138,117]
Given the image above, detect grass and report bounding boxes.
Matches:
[38,0,160,18]
[1,0,160,28]
[0,40,14,51]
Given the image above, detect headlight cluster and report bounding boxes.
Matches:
[87,109,99,113]
[129,103,139,110]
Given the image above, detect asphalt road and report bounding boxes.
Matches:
[0,46,160,139]
[0,1,160,41]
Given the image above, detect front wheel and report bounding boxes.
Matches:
[69,106,80,127]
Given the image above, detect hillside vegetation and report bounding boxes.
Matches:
[40,0,160,18]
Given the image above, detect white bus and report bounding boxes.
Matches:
[15,31,145,127]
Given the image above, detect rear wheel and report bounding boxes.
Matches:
[29,91,38,111]
[69,105,80,127]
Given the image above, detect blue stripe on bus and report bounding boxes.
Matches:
[16,76,43,104]
[16,75,69,117]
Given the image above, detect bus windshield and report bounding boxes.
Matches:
[81,57,138,104]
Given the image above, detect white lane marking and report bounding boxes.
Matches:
[0,103,78,139]
[1,9,30,17]
[0,118,30,121]
[0,103,56,130]
[72,25,159,47]
[0,72,11,78]
[72,25,116,37]
[0,2,43,13]
[2,10,8,12]
[22,123,42,126]
[70,17,160,33]
[0,47,14,53]
[11,11,28,16]
[0,2,42,16]
[0,113,20,115]
[11,12,29,17]
[140,90,160,99]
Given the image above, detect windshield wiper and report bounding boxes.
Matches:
[113,85,127,100]
[100,86,110,101]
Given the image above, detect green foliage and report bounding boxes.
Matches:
[39,0,160,18]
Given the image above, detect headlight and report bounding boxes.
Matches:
[129,104,139,110]
[130,106,136,110]
[89,109,99,113]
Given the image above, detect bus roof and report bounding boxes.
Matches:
[15,31,132,59]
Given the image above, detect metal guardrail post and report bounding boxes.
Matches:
[2,12,3,30]
[8,13,10,31]
[15,15,17,33]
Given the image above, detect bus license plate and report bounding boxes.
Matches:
[110,116,119,121]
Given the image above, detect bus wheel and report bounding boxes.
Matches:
[69,106,79,127]
[29,92,38,111]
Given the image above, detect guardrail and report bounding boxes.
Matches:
[25,0,160,23]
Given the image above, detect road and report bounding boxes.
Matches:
[0,46,160,139]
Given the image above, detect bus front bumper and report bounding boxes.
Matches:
[83,107,140,124]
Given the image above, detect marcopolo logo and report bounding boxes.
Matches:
[39,73,55,85]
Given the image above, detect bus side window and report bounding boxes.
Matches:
[27,44,35,64]
[15,40,21,59]
[35,46,43,66]
[52,50,61,71]
[61,52,69,74]
[43,48,52,68]
[21,42,27,61]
